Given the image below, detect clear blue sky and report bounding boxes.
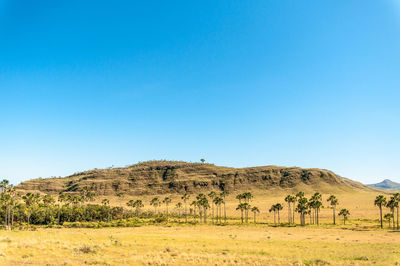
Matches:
[1,0,399,185]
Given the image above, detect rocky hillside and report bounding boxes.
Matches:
[16,161,373,195]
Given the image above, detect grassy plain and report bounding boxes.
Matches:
[1,190,399,265]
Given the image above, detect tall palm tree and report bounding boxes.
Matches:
[386,197,397,230]
[310,193,322,225]
[269,204,277,225]
[374,195,387,229]
[236,203,247,224]
[338,209,350,225]
[275,203,283,224]
[58,193,67,225]
[251,206,260,224]
[22,192,40,226]
[181,193,190,223]
[393,193,400,230]
[284,195,293,224]
[384,213,393,228]
[133,200,144,217]
[294,192,304,224]
[327,195,338,225]
[208,191,217,224]
[242,192,253,223]
[175,202,183,222]
[150,197,160,216]
[116,192,125,208]
[102,198,110,222]
[220,191,229,223]
[163,197,172,221]
[190,200,198,223]
[296,196,308,226]
[213,196,223,224]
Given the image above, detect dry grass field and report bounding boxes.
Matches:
[0,225,399,265]
[0,190,399,265]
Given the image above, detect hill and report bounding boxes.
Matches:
[16,160,374,195]
[367,179,400,191]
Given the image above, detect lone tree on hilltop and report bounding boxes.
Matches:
[200,158,205,163]
[374,195,387,229]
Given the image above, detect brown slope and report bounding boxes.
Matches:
[16,160,375,195]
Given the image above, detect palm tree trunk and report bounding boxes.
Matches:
[397,206,399,230]
[393,209,396,230]
[241,210,244,224]
[288,204,291,224]
[274,211,276,225]
[223,200,226,223]
[185,200,188,223]
[278,210,280,224]
[333,206,336,225]
[204,208,207,223]
[380,206,383,229]
[254,212,256,224]
[211,204,214,224]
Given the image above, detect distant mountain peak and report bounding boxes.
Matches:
[367,179,400,190]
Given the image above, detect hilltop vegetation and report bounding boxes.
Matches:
[17,160,372,196]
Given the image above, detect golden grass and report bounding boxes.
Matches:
[1,190,397,265]
[1,225,399,265]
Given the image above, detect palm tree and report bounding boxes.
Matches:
[327,195,338,225]
[175,202,183,222]
[181,193,190,223]
[374,195,387,229]
[208,191,217,224]
[133,200,144,217]
[199,197,209,223]
[163,197,172,221]
[310,193,322,225]
[242,192,253,223]
[338,209,350,225]
[296,196,308,226]
[22,192,40,226]
[236,203,247,224]
[58,193,67,225]
[251,206,260,224]
[275,203,283,224]
[220,191,229,223]
[386,197,397,230]
[102,198,110,222]
[294,192,304,224]
[269,204,277,225]
[384,213,394,228]
[394,193,400,230]
[116,192,125,208]
[285,195,293,224]
[150,197,160,216]
[190,200,198,223]
[213,196,223,224]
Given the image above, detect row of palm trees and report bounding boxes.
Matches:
[374,194,400,229]
[2,178,398,229]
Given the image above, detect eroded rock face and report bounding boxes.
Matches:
[16,161,368,195]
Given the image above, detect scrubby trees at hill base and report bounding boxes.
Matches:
[0,179,399,230]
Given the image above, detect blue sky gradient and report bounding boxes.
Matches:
[1,0,399,185]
